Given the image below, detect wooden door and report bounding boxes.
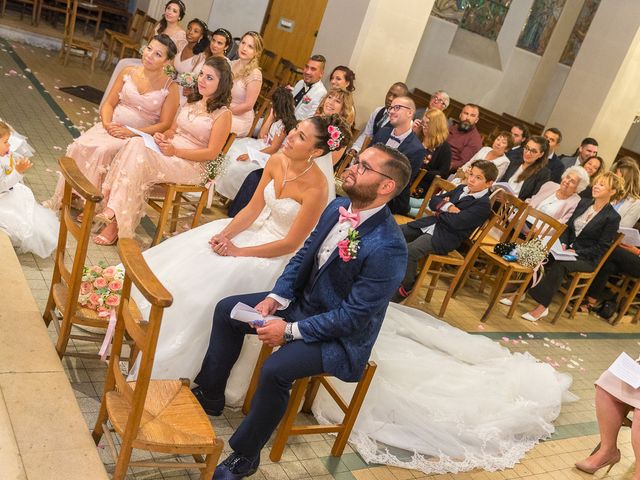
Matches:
[261,0,328,68]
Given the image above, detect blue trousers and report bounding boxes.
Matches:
[194,292,324,457]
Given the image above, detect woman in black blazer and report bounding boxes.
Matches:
[521,172,623,321]
[411,108,451,197]
[501,135,550,201]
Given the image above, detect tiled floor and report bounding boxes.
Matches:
[2,15,640,480]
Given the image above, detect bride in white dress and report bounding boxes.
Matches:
[132,115,351,397]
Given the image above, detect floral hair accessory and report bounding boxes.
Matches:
[327,125,344,152]
[337,228,360,262]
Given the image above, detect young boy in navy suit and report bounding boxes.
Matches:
[394,159,499,301]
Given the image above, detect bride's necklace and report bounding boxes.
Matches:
[282,157,313,188]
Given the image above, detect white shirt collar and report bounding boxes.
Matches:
[345,203,386,226]
[461,186,488,199]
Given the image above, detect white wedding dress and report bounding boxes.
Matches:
[311,303,576,474]
[132,180,304,404]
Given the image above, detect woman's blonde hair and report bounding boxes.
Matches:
[594,171,626,203]
[315,88,355,127]
[612,157,640,200]
[420,108,448,150]
[236,31,263,79]
[0,121,10,138]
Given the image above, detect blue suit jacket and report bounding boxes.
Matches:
[271,197,407,382]
[406,185,491,254]
[372,127,427,215]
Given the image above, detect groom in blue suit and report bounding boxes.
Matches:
[192,144,412,479]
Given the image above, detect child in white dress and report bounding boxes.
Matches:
[0,122,59,257]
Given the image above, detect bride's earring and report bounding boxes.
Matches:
[307,155,313,164]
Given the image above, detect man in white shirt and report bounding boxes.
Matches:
[291,54,328,120]
[350,82,409,153]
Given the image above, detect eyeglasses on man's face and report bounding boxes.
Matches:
[431,96,447,106]
[387,104,412,113]
[351,158,394,179]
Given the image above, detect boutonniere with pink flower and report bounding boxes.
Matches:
[337,228,360,262]
[77,261,125,316]
[302,95,312,104]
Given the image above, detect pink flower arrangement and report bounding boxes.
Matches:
[78,261,125,318]
[326,125,344,152]
[302,95,312,104]
[338,228,360,262]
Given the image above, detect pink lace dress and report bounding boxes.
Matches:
[48,73,172,209]
[101,103,229,237]
[230,63,262,137]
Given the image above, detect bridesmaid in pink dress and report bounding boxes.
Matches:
[230,32,263,137]
[47,35,180,210]
[95,56,233,244]
[156,0,187,51]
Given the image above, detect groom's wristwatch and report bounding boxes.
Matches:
[283,323,294,343]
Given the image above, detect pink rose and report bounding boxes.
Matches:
[93,277,108,289]
[337,239,351,261]
[105,295,120,307]
[90,265,103,275]
[97,306,110,317]
[330,130,340,140]
[108,280,123,292]
[80,281,92,295]
[89,293,102,306]
[102,266,117,280]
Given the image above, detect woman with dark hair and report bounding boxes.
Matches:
[93,56,234,244]
[46,35,180,211]
[329,65,356,92]
[128,115,350,384]
[230,31,264,137]
[174,18,209,74]
[156,0,187,51]
[579,156,606,199]
[208,28,233,60]
[499,135,551,200]
[216,86,298,200]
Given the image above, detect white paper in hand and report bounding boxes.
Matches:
[550,239,577,261]
[230,302,280,327]
[608,352,640,389]
[126,126,162,154]
[620,227,640,247]
[246,146,270,168]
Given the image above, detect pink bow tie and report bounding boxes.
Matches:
[339,206,360,227]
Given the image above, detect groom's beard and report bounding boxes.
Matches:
[343,180,378,210]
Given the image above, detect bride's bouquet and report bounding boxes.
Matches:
[77,262,124,318]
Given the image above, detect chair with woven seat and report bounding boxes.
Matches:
[609,273,640,325]
[59,0,98,73]
[403,213,501,317]
[43,156,104,358]
[466,207,566,322]
[147,132,236,246]
[242,344,376,461]
[92,238,224,480]
[97,7,145,69]
[550,233,624,324]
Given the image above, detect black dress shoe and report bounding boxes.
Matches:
[190,386,224,416]
[214,452,260,480]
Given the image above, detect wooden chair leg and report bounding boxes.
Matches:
[481,268,511,322]
[424,262,441,303]
[551,277,579,324]
[191,190,208,229]
[507,276,530,318]
[200,438,223,479]
[151,186,175,247]
[242,345,273,415]
[169,192,183,234]
[439,266,464,317]
[269,377,310,462]
[55,316,74,359]
[570,283,589,319]
[331,363,376,456]
[112,441,134,480]
[301,377,321,413]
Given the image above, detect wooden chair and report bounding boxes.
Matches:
[249,99,272,138]
[550,234,624,324]
[110,14,157,65]
[97,7,145,69]
[609,274,640,325]
[468,207,566,322]
[395,175,456,225]
[242,344,376,461]
[59,0,98,73]
[43,156,104,358]
[92,238,224,480]
[35,0,66,26]
[273,57,295,86]
[259,48,277,76]
[403,213,502,317]
[147,133,236,246]
[0,0,37,23]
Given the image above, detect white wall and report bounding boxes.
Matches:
[208,0,269,37]
[406,16,541,115]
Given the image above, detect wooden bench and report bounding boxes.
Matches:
[0,232,109,479]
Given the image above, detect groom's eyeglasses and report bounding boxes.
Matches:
[352,158,394,180]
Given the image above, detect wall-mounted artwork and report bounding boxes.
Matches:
[559,0,601,66]
[517,0,567,55]
[432,0,511,41]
